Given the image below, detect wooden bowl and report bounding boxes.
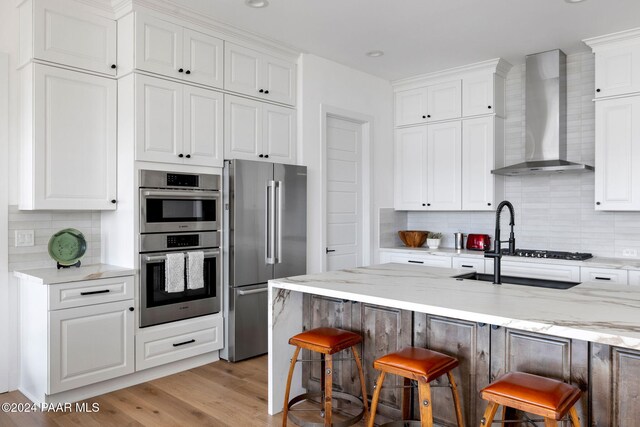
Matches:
[398,230,428,248]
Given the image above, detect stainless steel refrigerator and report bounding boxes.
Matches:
[221,159,307,362]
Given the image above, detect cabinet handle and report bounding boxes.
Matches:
[178,68,184,73]
[259,89,264,93]
[173,339,196,347]
[264,154,269,158]
[488,105,492,109]
[129,307,134,312]
[478,322,486,327]
[178,154,184,158]
[185,70,191,75]
[491,325,500,330]
[596,202,601,206]
[110,64,117,69]
[80,289,110,296]
[185,154,191,159]
[408,260,424,264]
[596,88,601,93]
[259,154,264,158]
[111,199,116,204]
[462,265,473,268]
[594,277,611,281]
[326,248,336,253]
[264,90,269,94]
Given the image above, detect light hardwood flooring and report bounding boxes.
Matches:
[0,355,295,427]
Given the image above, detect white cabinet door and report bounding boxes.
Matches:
[31,0,117,75]
[182,29,223,88]
[262,55,296,105]
[595,96,640,210]
[388,253,452,268]
[183,85,224,167]
[462,117,495,210]
[26,64,116,210]
[452,257,485,273]
[224,95,262,161]
[594,43,640,99]
[394,127,427,210]
[49,300,134,394]
[395,87,429,126]
[135,14,183,78]
[426,121,461,210]
[263,103,296,164]
[135,74,184,164]
[427,80,461,122]
[463,74,494,117]
[225,43,261,98]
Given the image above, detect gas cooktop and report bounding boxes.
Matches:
[500,249,593,261]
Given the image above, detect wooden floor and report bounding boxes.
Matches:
[0,355,294,427]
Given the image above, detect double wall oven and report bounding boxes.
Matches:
[139,170,222,328]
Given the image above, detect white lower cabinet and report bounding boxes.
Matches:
[580,267,628,285]
[136,314,223,371]
[452,257,485,273]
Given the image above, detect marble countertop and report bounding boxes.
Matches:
[14,264,135,285]
[270,263,640,350]
[380,246,640,270]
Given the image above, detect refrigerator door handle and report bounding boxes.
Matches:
[266,180,276,265]
[237,287,269,296]
[275,180,282,264]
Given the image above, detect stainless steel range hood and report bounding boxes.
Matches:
[492,49,593,176]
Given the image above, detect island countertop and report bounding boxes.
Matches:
[270,263,640,351]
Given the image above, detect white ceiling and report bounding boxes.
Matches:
[172,0,640,81]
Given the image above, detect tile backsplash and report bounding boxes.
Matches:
[8,205,101,271]
[391,52,640,259]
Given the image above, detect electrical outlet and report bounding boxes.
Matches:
[15,230,35,247]
[622,248,638,257]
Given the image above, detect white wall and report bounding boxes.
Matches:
[298,54,394,273]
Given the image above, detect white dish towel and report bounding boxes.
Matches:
[165,253,185,293]
[186,251,205,290]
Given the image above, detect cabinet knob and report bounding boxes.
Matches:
[491,325,500,330]
[264,90,269,94]
[259,89,264,93]
[259,154,264,158]
[596,88,601,93]
[111,199,116,204]
[185,70,191,75]
[185,154,191,158]
[487,202,491,206]
[422,115,426,119]
[129,307,134,312]
[178,68,184,73]
[427,114,431,118]
[427,203,431,207]
[488,105,492,109]
[422,203,426,206]
[178,154,184,158]
[110,64,117,69]
[264,154,269,158]
[596,201,601,206]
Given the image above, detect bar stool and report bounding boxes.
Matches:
[282,327,369,427]
[368,347,465,427]
[479,372,582,427]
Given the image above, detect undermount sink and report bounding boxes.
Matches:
[454,272,581,290]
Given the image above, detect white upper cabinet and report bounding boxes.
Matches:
[20,63,117,210]
[225,42,297,106]
[395,80,461,126]
[594,96,640,210]
[134,74,224,167]
[394,127,427,210]
[585,30,640,99]
[121,13,224,88]
[225,95,296,164]
[426,121,461,210]
[20,0,117,75]
[463,74,505,117]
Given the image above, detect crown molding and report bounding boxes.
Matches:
[583,27,640,49]
[392,58,513,90]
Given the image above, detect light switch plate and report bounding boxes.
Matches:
[15,230,35,247]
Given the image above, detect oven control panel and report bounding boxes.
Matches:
[167,234,200,248]
[166,173,199,187]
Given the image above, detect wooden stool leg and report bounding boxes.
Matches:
[417,380,434,427]
[367,371,385,427]
[324,354,333,427]
[402,377,411,420]
[480,401,499,427]
[569,407,580,427]
[282,346,301,427]
[351,345,370,422]
[447,371,465,427]
[544,419,558,427]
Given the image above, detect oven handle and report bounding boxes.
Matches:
[143,250,219,262]
[238,287,268,296]
[141,190,218,199]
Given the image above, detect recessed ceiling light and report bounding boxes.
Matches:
[366,50,384,58]
[565,0,585,3]
[245,0,269,8]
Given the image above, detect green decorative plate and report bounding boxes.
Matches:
[48,228,87,267]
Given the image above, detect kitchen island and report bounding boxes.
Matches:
[268,263,640,425]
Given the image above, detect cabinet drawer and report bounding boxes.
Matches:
[580,267,628,285]
[136,314,223,371]
[486,260,581,282]
[49,276,134,310]
[452,257,485,273]
[388,253,452,269]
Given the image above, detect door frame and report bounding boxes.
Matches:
[320,105,373,272]
[0,52,9,393]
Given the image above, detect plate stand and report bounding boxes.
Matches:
[57,260,81,269]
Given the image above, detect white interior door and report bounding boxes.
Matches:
[0,52,9,393]
[325,116,363,271]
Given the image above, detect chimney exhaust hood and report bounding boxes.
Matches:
[491,49,593,176]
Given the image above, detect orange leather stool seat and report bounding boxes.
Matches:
[288,327,362,354]
[480,372,582,426]
[282,327,369,427]
[368,347,465,427]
